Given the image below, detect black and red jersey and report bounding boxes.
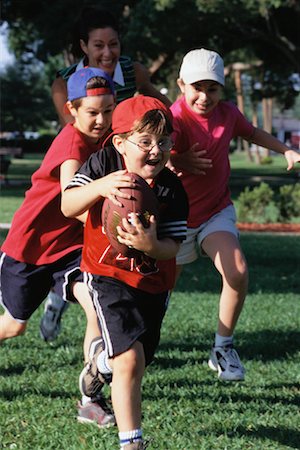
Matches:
[66,147,189,293]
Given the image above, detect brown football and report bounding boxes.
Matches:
[101,173,159,257]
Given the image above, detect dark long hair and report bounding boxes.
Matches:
[71,6,119,58]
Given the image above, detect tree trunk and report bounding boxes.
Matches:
[234,68,253,161]
[262,97,273,158]
[251,102,262,164]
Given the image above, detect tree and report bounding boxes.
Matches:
[2,0,299,73]
[1,0,299,135]
[1,62,56,132]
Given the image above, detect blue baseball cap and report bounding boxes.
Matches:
[67,67,115,101]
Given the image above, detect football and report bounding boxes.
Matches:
[101,172,159,257]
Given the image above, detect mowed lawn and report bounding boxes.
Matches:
[0,154,299,449]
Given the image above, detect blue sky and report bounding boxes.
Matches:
[0,24,15,69]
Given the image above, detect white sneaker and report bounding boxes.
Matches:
[208,345,245,381]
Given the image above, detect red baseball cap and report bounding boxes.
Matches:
[104,95,172,144]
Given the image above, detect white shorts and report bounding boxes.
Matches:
[176,204,238,265]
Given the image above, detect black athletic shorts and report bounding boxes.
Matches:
[86,274,169,366]
[0,249,83,322]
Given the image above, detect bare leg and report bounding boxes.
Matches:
[0,311,27,340]
[202,231,248,336]
[72,282,101,362]
[110,341,145,432]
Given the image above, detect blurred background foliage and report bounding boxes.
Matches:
[1,0,299,134]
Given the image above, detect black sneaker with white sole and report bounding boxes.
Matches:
[79,337,112,398]
[40,291,69,341]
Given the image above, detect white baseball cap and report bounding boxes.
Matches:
[179,48,225,86]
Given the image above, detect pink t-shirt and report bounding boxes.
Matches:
[170,97,254,227]
[2,124,102,264]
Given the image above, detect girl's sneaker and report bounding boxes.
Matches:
[208,345,245,381]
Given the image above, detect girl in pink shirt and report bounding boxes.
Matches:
[170,48,300,381]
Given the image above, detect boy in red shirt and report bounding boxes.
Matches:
[170,48,300,381]
[62,95,189,450]
[0,67,116,426]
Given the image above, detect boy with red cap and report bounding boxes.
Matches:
[61,95,189,450]
[0,67,116,426]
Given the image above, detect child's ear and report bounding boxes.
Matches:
[112,135,125,154]
[177,78,185,94]
[66,101,77,118]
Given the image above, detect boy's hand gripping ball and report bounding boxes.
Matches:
[101,173,158,257]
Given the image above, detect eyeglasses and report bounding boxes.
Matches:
[125,136,173,153]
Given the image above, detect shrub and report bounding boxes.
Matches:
[237,182,280,223]
[260,156,273,165]
[237,182,300,223]
[279,184,300,222]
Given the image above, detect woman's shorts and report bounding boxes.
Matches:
[0,249,83,322]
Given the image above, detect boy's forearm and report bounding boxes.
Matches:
[61,184,102,218]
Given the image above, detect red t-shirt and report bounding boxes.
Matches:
[66,147,189,293]
[2,124,102,264]
[170,97,255,227]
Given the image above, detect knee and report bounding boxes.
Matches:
[0,316,27,339]
[115,345,145,380]
[13,324,27,337]
[225,261,248,291]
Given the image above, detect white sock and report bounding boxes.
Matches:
[97,350,112,374]
[119,429,142,448]
[215,333,233,348]
[81,395,91,406]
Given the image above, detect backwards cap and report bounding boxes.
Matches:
[67,67,115,101]
[104,95,172,144]
[179,48,225,86]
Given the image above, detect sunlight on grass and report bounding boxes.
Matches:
[1,154,299,448]
[1,235,299,449]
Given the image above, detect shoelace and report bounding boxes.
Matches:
[92,395,114,415]
[221,346,242,369]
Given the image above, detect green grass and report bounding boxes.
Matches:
[1,151,298,223]
[229,151,288,174]
[1,234,299,449]
[0,155,41,223]
[229,152,299,204]
[1,152,299,449]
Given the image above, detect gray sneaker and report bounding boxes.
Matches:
[77,396,115,428]
[79,337,112,398]
[40,291,69,341]
[208,345,245,381]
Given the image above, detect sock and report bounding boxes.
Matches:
[215,333,233,348]
[119,429,142,449]
[81,395,91,406]
[97,350,112,374]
